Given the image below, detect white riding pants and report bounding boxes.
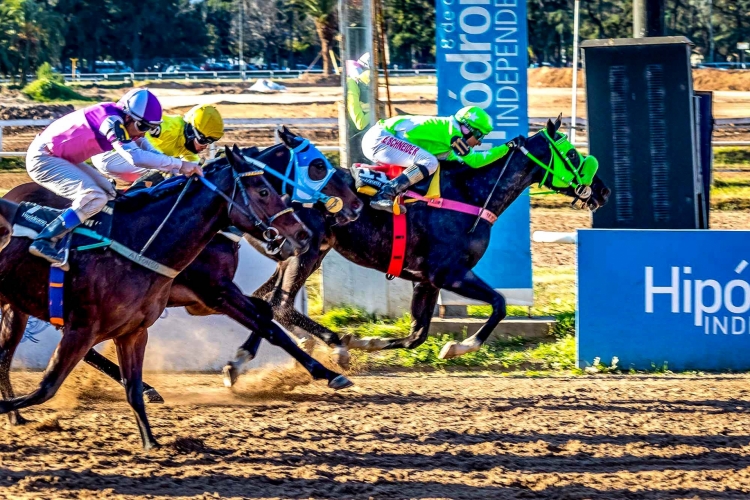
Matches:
[26,135,116,220]
[361,125,439,175]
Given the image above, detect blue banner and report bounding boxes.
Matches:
[578,229,750,371]
[436,0,531,304]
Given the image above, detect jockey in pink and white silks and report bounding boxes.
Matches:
[26,88,203,266]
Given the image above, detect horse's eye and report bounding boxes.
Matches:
[567,150,578,162]
[259,189,269,197]
[310,159,326,170]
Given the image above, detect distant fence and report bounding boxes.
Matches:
[1,116,749,158]
[0,69,437,84]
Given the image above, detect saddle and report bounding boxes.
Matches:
[350,163,442,200]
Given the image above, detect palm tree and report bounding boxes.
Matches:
[295,0,338,75]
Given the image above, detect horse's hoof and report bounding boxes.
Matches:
[222,363,239,388]
[143,388,164,404]
[439,338,481,359]
[143,440,161,451]
[9,412,29,426]
[328,375,354,390]
[331,346,351,370]
[346,336,390,352]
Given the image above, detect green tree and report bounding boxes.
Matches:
[294,0,338,74]
[386,0,435,68]
[0,0,63,84]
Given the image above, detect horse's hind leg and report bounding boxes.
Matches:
[435,269,507,359]
[208,280,352,390]
[83,348,164,403]
[363,281,441,351]
[114,327,158,450]
[0,324,96,414]
[0,303,30,425]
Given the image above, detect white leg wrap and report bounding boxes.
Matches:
[439,336,483,359]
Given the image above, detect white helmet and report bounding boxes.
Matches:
[116,88,163,126]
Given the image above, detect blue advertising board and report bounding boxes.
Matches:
[578,229,750,370]
[435,0,531,305]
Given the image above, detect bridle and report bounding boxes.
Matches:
[198,163,297,243]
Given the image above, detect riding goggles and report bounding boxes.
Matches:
[135,120,160,134]
[194,127,220,145]
[460,124,485,142]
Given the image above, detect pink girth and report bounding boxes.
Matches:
[404,190,498,225]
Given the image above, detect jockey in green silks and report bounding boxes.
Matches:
[360,105,513,213]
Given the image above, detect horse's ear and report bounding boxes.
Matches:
[276,125,296,148]
[225,144,239,167]
[546,119,556,137]
[554,113,562,131]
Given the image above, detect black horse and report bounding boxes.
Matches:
[0,131,363,425]
[224,118,611,381]
[0,146,328,449]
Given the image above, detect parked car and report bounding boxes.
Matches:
[95,60,132,74]
[165,64,202,73]
[201,62,231,71]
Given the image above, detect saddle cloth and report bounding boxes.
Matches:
[13,201,114,248]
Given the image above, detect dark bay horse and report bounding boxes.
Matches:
[0,131,362,424]
[0,146,318,449]
[223,118,611,382]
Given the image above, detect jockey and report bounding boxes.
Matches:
[92,103,225,183]
[26,88,203,266]
[361,106,511,212]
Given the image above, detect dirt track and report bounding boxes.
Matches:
[2,371,750,499]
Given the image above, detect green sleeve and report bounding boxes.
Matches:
[346,78,369,131]
[399,117,454,156]
[447,144,509,168]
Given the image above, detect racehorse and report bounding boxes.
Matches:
[0,146,318,449]
[223,117,611,382]
[0,131,363,424]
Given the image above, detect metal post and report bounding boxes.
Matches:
[239,0,245,81]
[570,0,581,143]
[708,0,714,62]
[633,0,647,38]
[368,0,379,124]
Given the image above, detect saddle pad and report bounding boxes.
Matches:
[13,201,114,245]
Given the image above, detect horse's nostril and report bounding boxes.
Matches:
[296,230,311,243]
[352,199,363,211]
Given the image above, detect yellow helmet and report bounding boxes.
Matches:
[185,104,224,142]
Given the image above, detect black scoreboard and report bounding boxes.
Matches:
[581,36,710,229]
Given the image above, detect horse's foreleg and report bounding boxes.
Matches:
[0,324,95,414]
[435,270,506,359]
[0,304,30,425]
[212,281,352,390]
[353,281,441,351]
[114,327,159,450]
[83,348,164,403]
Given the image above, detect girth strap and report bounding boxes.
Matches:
[404,190,498,225]
[73,228,179,279]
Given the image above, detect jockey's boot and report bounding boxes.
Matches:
[29,208,82,268]
[370,173,414,213]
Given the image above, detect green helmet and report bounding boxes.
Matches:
[454,106,493,138]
